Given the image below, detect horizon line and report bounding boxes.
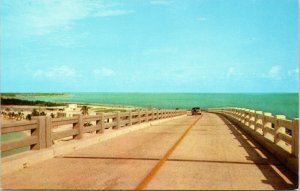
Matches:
[1,91,298,94]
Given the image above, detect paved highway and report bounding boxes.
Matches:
[2,113,297,190]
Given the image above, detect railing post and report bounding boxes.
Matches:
[45,116,52,148]
[96,113,103,134]
[292,118,299,157]
[31,116,46,150]
[254,111,263,133]
[262,112,272,137]
[129,110,132,126]
[100,113,105,133]
[138,110,141,124]
[74,114,83,139]
[237,109,242,122]
[233,109,237,120]
[145,110,148,122]
[116,111,121,129]
[244,109,250,127]
[241,109,246,125]
[249,110,256,130]
[274,115,286,144]
[152,109,154,121]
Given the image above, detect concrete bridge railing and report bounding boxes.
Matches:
[208,107,298,174]
[1,109,186,156]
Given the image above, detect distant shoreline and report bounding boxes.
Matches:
[1,93,151,109]
[1,92,298,118]
[1,97,140,110]
[1,93,70,98]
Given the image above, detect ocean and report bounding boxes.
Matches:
[2,92,298,157]
[20,93,298,119]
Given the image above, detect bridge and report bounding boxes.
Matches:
[1,108,298,190]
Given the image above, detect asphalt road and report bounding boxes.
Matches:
[1,113,297,190]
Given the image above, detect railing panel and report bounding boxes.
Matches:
[264,115,275,123]
[52,119,78,127]
[1,123,37,134]
[52,116,77,122]
[277,119,293,131]
[1,109,186,157]
[104,113,117,118]
[120,119,130,125]
[52,129,78,140]
[208,107,298,158]
[131,112,139,116]
[83,125,100,133]
[1,120,37,128]
[1,136,38,152]
[83,115,100,123]
[105,122,117,129]
[277,133,292,145]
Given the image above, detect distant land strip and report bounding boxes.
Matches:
[1,98,65,106]
[1,93,69,97]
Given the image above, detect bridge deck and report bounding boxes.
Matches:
[1,113,297,190]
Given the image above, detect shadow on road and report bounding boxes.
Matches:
[216,114,298,190]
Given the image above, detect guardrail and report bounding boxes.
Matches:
[208,107,298,174]
[1,109,186,155]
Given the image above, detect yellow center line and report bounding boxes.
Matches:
[135,115,203,190]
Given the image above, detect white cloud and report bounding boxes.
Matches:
[33,65,76,78]
[266,65,281,79]
[93,68,115,77]
[225,67,244,78]
[150,0,170,5]
[3,0,134,36]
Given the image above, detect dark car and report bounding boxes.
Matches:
[191,107,201,115]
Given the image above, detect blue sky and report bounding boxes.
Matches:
[1,0,298,92]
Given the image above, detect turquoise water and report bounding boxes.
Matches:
[19,93,298,119]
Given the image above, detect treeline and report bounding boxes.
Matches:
[1,98,65,106]
[1,93,67,97]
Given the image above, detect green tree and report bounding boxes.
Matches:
[32,109,39,116]
[26,114,32,120]
[80,105,89,116]
[17,111,24,120]
[50,113,55,118]
[9,112,17,119]
[39,111,46,116]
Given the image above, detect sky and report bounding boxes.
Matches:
[1,0,299,93]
